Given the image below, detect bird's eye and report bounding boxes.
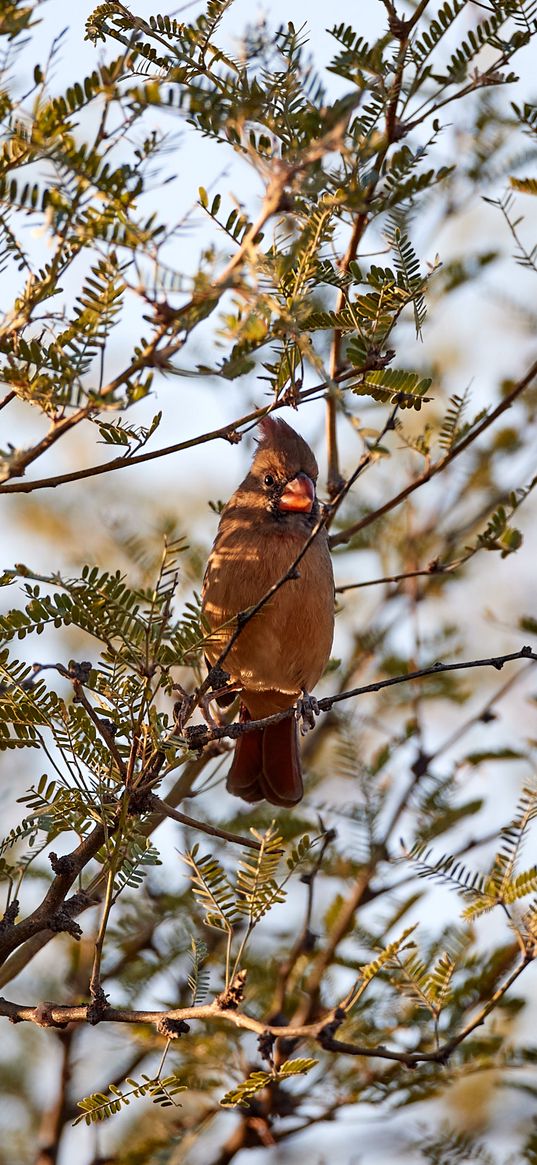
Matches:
[264,474,275,487]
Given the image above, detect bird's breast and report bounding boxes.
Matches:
[203,517,334,707]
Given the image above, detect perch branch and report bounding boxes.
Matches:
[182,647,537,748]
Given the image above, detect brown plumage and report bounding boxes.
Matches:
[202,416,334,807]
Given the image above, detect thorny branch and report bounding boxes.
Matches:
[0,945,532,1067]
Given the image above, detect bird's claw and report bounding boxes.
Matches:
[200,682,241,727]
[200,690,224,728]
[296,691,320,735]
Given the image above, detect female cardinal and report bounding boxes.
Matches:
[202,416,334,807]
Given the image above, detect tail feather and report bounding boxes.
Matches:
[226,705,264,802]
[261,718,303,806]
[226,704,303,808]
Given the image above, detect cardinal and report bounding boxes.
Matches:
[202,415,334,807]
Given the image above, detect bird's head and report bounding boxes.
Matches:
[248,415,320,523]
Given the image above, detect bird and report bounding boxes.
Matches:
[202,415,334,807]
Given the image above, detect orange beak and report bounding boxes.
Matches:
[278,473,315,514]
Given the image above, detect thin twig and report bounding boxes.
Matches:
[273,827,335,1013]
[427,661,533,765]
[72,680,127,778]
[88,866,116,1005]
[335,558,463,592]
[149,794,261,851]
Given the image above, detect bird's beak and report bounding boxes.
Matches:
[278,473,315,514]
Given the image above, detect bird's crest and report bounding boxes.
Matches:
[256,416,318,479]
[257,415,294,445]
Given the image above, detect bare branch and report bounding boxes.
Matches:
[35,1029,74,1165]
[184,647,537,748]
[335,558,463,592]
[149,795,262,851]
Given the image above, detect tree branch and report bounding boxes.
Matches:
[149,794,262,851]
[0,823,107,966]
[329,357,537,549]
[2,946,531,1067]
[335,557,463,592]
[0,748,224,989]
[35,1029,74,1165]
[183,647,537,748]
[0,368,357,495]
[0,390,16,412]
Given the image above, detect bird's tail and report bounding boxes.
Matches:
[227,703,303,807]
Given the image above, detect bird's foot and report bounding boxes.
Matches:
[200,683,241,727]
[296,690,320,735]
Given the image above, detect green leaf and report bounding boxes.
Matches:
[182,846,237,931]
[220,1058,317,1108]
[278,1057,318,1078]
[359,924,418,984]
[235,823,285,925]
[219,1070,272,1108]
[74,1073,185,1125]
[187,937,210,1005]
[351,366,433,409]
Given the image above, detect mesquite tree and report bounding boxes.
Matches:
[1,1,537,1162]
